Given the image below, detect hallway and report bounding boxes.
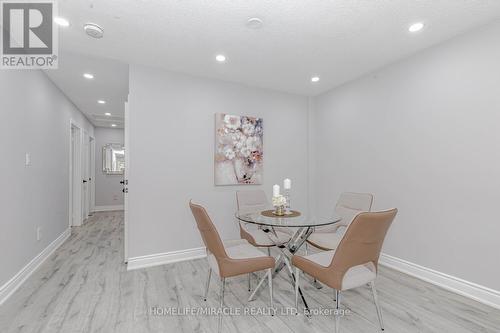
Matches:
[0,212,127,332]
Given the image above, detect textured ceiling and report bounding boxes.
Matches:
[56,0,500,95]
[50,0,500,105]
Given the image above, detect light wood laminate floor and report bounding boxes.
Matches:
[1,212,499,333]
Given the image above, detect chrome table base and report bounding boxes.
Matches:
[248,226,315,315]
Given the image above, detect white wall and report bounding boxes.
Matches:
[0,70,94,287]
[313,21,500,291]
[128,65,310,258]
[94,127,124,207]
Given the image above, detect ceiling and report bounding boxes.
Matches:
[46,0,500,123]
[45,52,128,128]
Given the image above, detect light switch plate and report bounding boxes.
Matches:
[25,153,31,166]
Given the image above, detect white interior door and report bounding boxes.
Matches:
[89,137,95,214]
[81,132,89,221]
[70,123,82,226]
[124,100,129,263]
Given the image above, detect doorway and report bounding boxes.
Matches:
[89,136,95,215]
[81,132,95,222]
[124,100,129,263]
[70,122,82,227]
[69,122,96,226]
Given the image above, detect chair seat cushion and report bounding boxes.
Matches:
[222,239,248,247]
[301,250,336,267]
[226,242,269,260]
[307,231,344,251]
[341,262,376,290]
[208,239,274,277]
[293,249,377,290]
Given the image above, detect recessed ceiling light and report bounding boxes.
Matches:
[97,100,106,104]
[111,124,117,127]
[84,23,104,39]
[54,17,70,27]
[215,54,226,63]
[246,17,263,29]
[409,22,424,33]
[104,112,111,116]
[311,76,320,83]
[83,73,94,79]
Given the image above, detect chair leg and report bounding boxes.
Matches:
[204,268,211,301]
[268,269,273,312]
[218,278,225,333]
[304,244,320,286]
[248,271,268,302]
[370,281,385,331]
[303,243,321,288]
[267,247,271,256]
[335,290,341,333]
[294,267,300,313]
[248,273,251,292]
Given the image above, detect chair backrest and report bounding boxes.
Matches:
[189,201,228,259]
[328,209,397,288]
[236,190,270,213]
[335,192,374,226]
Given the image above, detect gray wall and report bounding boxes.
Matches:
[128,65,310,258]
[313,21,500,291]
[94,127,124,207]
[0,70,94,287]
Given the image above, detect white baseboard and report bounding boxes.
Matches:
[0,228,71,306]
[379,253,500,310]
[127,247,207,271]
[93,205,124,212]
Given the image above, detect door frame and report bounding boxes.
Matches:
[124,100,129,263]
[69,119,83,227]
[89,135,95,214]
[81,130,89,222]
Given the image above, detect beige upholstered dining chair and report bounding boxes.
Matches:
[293,209,397,332]
[236,190,291,252]
[307,192,373,251]
[190,201,275,332]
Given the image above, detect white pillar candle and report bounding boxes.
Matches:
[273,184,280,197]
[284,178,291,190]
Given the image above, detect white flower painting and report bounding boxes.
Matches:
[215,113,263,185]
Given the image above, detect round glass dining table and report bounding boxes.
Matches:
[236,210,341,229]
[235,210,342,314]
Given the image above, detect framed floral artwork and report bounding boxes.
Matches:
[215,113,263,185]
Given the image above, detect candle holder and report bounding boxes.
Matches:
[273,205,285,216]
[272,194,286,215]
[284,189,291,215]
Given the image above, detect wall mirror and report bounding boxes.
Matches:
[102,143,125,175]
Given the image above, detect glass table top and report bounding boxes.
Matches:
[235,210,342,228]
